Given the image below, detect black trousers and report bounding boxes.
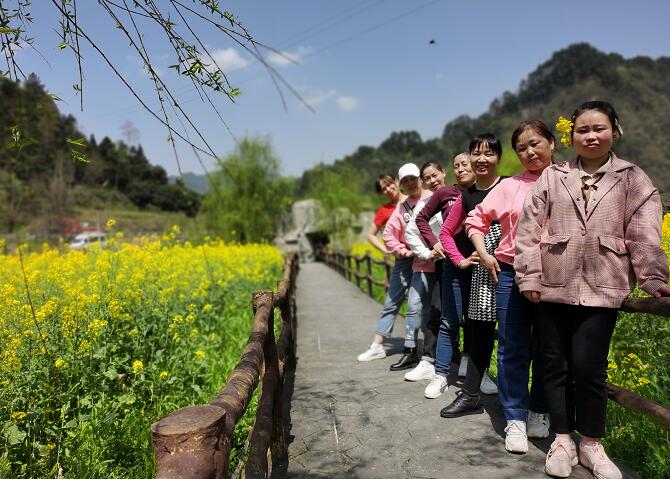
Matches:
[464,320,496,394]
[536,302,617,438]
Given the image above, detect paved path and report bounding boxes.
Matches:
[280,262,635,479]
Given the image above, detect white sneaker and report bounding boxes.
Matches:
[504,420,528,453]
[579,441,622,479]
[480,373,498,395]
[424,374,448,399]
[545,438,578,478]
[527,410,550,438]
[458,354,468,377]
[404,359,435,381]
[357,343,386,362]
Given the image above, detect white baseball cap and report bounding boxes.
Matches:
[398,163,420,181]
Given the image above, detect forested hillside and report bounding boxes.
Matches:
[0,75,200,232]
[299,43,670,196]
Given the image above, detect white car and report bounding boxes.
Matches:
[69,231,107,250]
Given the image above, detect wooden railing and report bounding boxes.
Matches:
[319,249,670,429]
[150,254,299,479]
[320,250,393,297]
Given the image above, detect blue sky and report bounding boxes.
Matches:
[14,1,670,177]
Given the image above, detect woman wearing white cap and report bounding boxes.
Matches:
[357,163,434,369]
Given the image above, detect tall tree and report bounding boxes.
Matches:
[201,137,295,243]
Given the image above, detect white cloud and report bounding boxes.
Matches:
[203,47,249,72]
[304,89,337,108]
[267,46,312,67]
[336,95,359,111]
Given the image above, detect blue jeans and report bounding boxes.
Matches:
[403,271,436,349]
[375,257,414,337]
[435,262,471,377]
[496,264,547,421]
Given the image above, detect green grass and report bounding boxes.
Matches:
[605,307,670,478]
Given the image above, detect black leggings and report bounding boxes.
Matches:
[536,302,616,438]
[464,320,496,394]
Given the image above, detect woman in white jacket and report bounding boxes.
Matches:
[401,161,447,380]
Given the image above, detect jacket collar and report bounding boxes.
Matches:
[555,152,630,223]
[552,152,634,174]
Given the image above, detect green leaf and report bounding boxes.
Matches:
[36,443,51,457]
[118,393,136,405]
[66,137,86,147]
[58,41,68,50]
[64,418,78,429]
[5,424,27,445]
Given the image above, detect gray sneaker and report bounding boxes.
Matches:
[480,372,498,395]
[527,410,550,438]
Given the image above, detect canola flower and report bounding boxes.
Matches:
[0,234,283,476]
[555,115,573,148]
[1,237,283,378]
[350,242,386,261]
[131,360,144,373]
[10,411,27,421]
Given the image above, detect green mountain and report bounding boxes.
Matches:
[0,75,201,232]
[169,172,209,195]
[299,43,670,197]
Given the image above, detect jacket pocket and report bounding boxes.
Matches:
[595,235,633,290]
[540,234,571,286]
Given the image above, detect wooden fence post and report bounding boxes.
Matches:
[354,257,361,289]
[384,257,392,291]
[365,253,373,298]
[152,405,227,479]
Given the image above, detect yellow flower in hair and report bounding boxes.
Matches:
[555,116,573,148]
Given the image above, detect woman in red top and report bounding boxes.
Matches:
[367,173,406,253]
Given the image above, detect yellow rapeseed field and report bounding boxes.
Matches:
[0,229,283,478]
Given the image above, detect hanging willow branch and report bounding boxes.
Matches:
[0,0,310,172]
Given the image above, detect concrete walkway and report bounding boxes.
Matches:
[280,262,633,479]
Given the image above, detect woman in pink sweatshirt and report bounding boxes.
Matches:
[443,120,555,455]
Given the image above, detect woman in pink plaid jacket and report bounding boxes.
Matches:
[515,101,670,479]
